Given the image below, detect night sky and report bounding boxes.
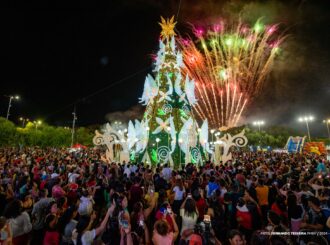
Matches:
[1,1,329,136]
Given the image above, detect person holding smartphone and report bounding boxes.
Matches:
[152,212,179,245]
[72,200,115,245]
[180,194,199,242]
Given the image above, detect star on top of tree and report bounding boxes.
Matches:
[159,16,177,40]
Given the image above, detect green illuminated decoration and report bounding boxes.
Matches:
[136,16,203,168]
[179,109,187,118]
[151,149,158,162]
[157,109,166,116]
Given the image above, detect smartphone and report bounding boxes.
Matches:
[203,215,211,223]
[160,207,167,215]
[187,193,192,198]
[121,220,129,228]
[167,207,172,215]
[139,220,144,226]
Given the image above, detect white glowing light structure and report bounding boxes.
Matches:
[252,120,265,132]
[298,116,314,141]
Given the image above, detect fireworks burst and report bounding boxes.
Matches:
[178,19,285,130]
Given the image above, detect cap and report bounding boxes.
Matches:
[69,183,79,191]
[86,180,97,188]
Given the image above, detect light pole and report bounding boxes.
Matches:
[323,119,330,139]
[156,138,160,164]
[253,121,264,147]
[19,117,29,127]
[298,116,314,142]
[6,95,19,120]
[71,107,77,147]
[34,120,42,130]
[252,120,265,132]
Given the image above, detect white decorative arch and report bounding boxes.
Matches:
[93,123,129,162]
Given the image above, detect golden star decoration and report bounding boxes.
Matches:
[159,16,177,40]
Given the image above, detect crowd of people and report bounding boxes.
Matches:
[0,147,329,245]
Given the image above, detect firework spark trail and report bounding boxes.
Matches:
[178,19,284,129]
[193,104,206,123]
[226,82,230,124]
[232,92,243,126]
[195,83,213,123]
[234,98,248,126]
[229,84,237,124]
[202,84,216,126]
[194,86,208,120]
[220,90,224,126]
[211,84,220,127]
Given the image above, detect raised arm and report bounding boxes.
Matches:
[170,212,179,241]
[144,192,157,219]
[95,201,115,236]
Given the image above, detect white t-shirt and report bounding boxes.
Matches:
[68,173,80,183]
[78,197,94,216]
[72,229,96,245]
[162,168,172,181]
[124,167,131,176]
[173,186,185,201]
[180,209,198,237]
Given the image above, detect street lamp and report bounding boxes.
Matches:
[252,120,265,132]
[71,108,77,147]
[6,95,20,120]
[298,116,314,141]
[323,119,330,139]
[19,117,29,127]
[34,120,42,130]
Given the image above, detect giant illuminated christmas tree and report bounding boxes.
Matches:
[127,17,211,167]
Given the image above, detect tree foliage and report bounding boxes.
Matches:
[0,117,94,147]
[225,125,301,148]
[0,117,328,148]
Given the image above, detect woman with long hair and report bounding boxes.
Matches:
[101,193,128,245]
[130,190,156,245]
[236,198,253,242]
[207,190,225,242]
[171,178,185,215]
[152,215,179,245]
[73,201,114,245]
[287,193,304,232]
[57,205,79,245]
[43,214,60,245]
[271,195,288,226]
[4,199,32,245]
[179,195,198,242]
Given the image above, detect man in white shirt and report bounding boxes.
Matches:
[124,164,131,177]
[162,164,172,182]
[68,170,80,183]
